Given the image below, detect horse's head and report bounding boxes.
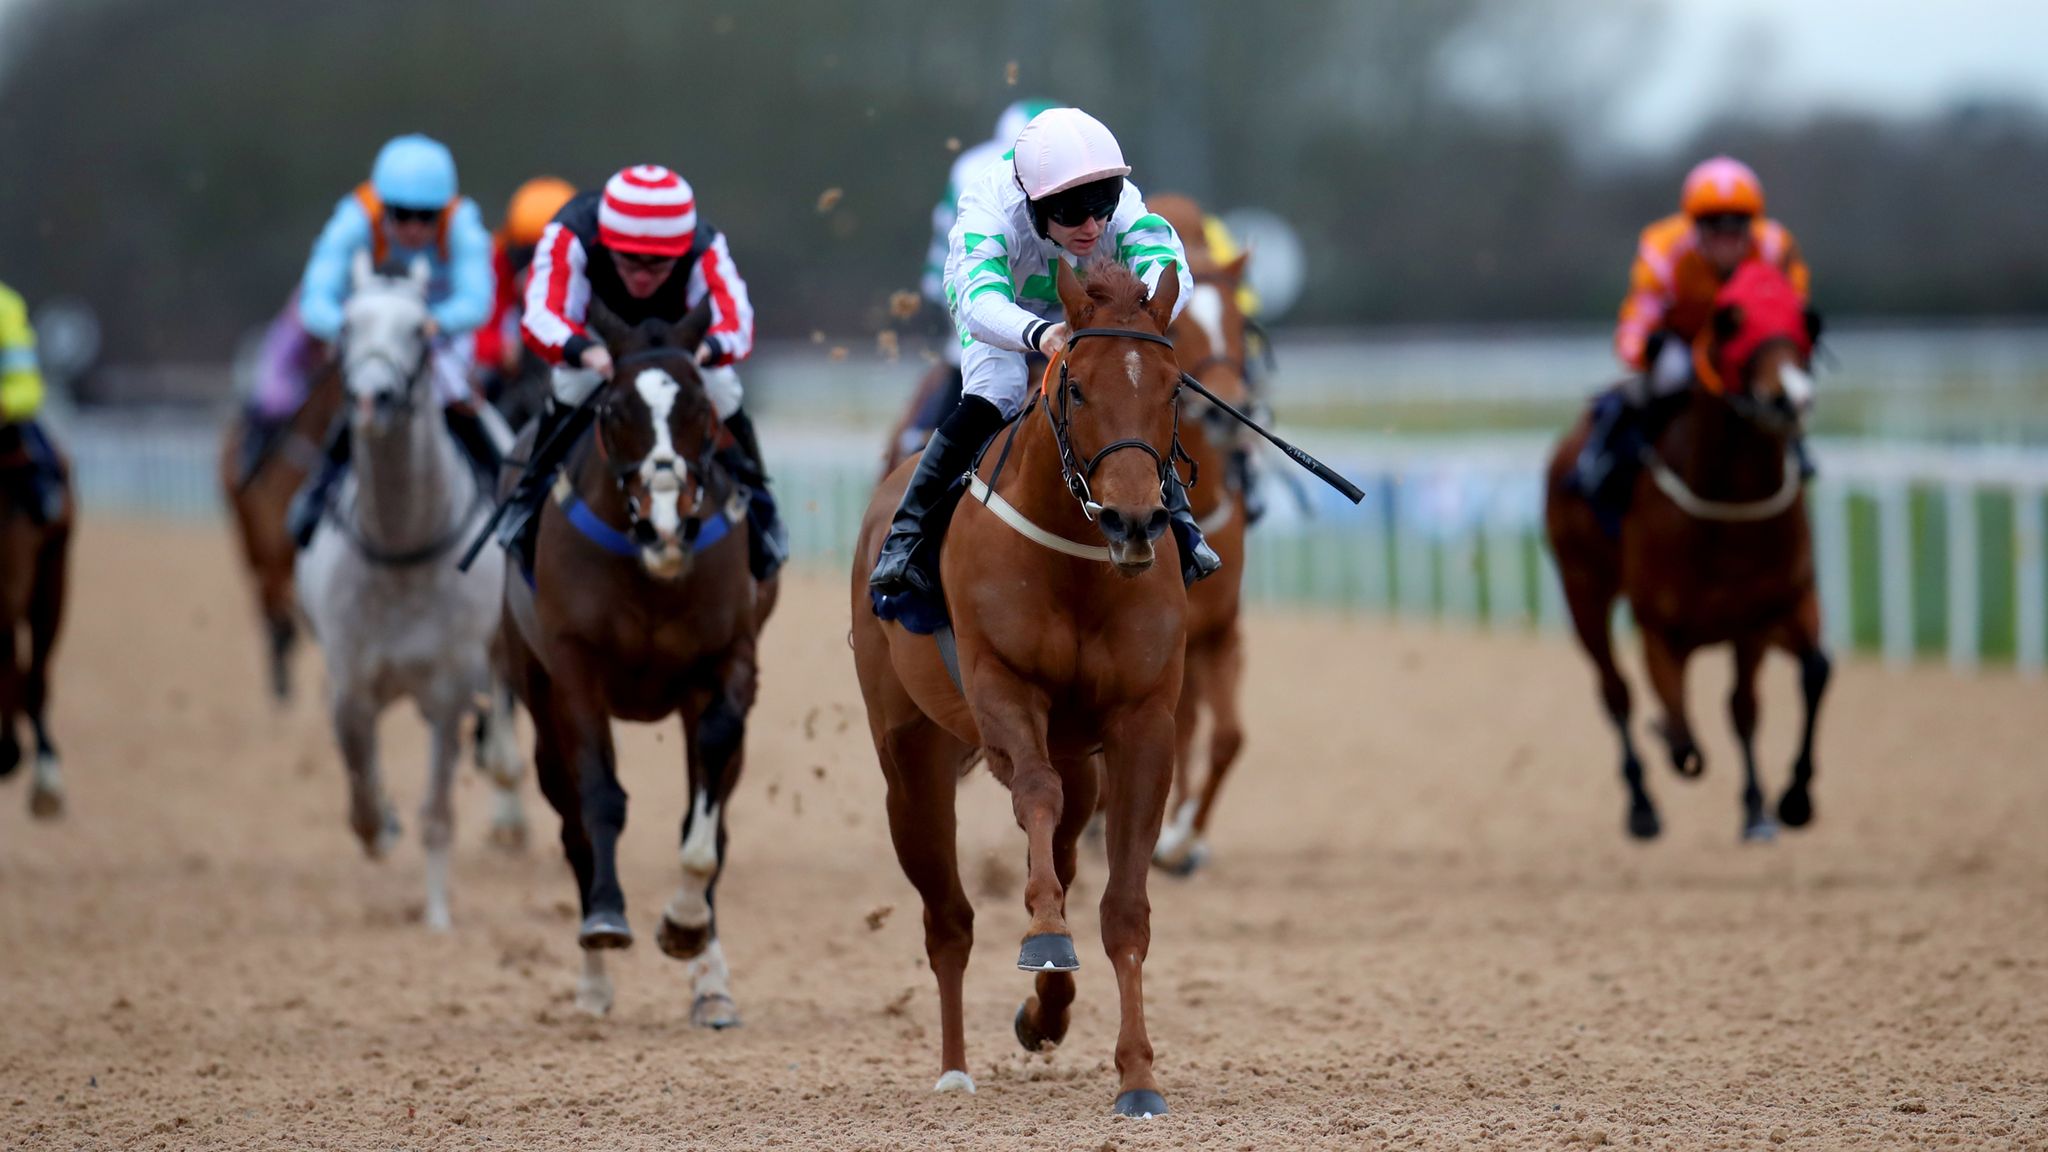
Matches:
[341,250,433,434]
[1174,251,1253,445]
[584,297,724,580]
[1704,260,1818,439]
[1050,258,1184,575]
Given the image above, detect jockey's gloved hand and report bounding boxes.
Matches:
[695,334,734,367]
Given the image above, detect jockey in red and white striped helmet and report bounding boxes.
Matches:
[502,164,784,579]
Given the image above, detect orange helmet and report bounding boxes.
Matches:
[1681,156,1764,219]
[503,176,576,247]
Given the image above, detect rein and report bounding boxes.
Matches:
[1045,327,1197,521]
[326,329,480,567]
[575,348,740,559]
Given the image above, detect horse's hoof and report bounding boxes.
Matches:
[1742,816,1779,843]
[579,911,634,950]
[574,978,614,1017]
[1627,804,1661,840]
[1113,1089,1169,1118]
[29,785,64,820]
[1777,787,1814,828]
[656,914,711,960]
[690,992,741,1030]
[1671,748,1705,780]
[934,1070,977,1094]
[1016,933,1080,973]
[1014,998,1059,1053]
[1153,841,1210,878]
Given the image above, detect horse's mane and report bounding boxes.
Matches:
[1077,261,1152,319]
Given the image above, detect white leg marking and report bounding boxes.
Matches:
[1153,798,1199,863]
[666,791,721,931]
[934,1069,977,1094]
[576,950,614,1017]
[28,751,63,818]
[424,848,452,932]
[687,938,741,1028]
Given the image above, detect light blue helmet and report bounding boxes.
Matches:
[370,134,458,210]
[995,99,1064,149]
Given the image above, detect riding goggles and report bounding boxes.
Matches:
[1695,212,1753,237]
[1036,175,1125,229]
[387,205,444,225]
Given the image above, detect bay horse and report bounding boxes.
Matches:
[0,425,71,819]
[853,260,1190,1117]
[1150,245,1255,877]
[295,253,524,930]
[1544,260,1830,841]
[220,363,341,703]
[498,297,778,1026]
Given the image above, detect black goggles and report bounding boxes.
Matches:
[388,205,443,225]
[1695,213,1753,236]
[1038,176,1124,229]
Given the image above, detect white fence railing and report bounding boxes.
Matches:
[68,417,2048,675]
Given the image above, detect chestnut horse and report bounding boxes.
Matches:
[853,261,1190,1117]
[0,430,71,819]
[1151,243,1256,877]
[1545,264,1830,841]
[220,365,341,703]
[499,299,777,1025]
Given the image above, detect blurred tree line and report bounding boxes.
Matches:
[1,0,2044,369]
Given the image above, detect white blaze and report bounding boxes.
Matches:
[1188,283,1226,355]
[1781,362,1815,412]
[634,368,687,542]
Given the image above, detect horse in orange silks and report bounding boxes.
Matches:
[1545,260,1831,842]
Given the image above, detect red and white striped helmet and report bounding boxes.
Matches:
[598,165,698,257]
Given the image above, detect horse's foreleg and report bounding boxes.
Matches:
[24,529,67,818]
[1729,637,1774,842]
[1182,624,1250,868]
[1774,593,1830,829]
[1152,648,1206,874]
[1563,570,1655,837]
[418,699,464,931]
[973,679,1073,970]
[1098,702,1177,1118]
[478,670,528,851]
[558,687,629,950]
[878,718,976,1090]
[1641,630,1704,780]
[333,692,397,857]
[1015,755,1099,1054]
[0,613,20,780]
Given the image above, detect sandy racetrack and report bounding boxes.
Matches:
[2,521,2044,1150]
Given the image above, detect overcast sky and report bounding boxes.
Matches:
[3,0,2043,149]
[1613,0,2048,147]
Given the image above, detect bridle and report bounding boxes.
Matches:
[590,347,732,551]
[1040,327,1197,521]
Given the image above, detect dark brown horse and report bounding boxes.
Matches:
[219,365,341,702]
[1545,275,1830,842]
[498,298,778,1024]
[0,430,72,818]
[853,261,1190,1117]
[1150,246,1255,877]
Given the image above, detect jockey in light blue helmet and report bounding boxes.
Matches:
[287,132,501,548]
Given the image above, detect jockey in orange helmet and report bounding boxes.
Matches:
[474,176,576,383]
[1574,156,1816,500]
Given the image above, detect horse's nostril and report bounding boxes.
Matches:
[1144,509,1169,540]
[1098,508,1127,537]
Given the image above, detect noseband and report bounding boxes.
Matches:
[1046,327,1197,521]
[593,348,731,551]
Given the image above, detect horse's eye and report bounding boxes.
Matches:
[1066,380,1086,405]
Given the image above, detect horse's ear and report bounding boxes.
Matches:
[1712,304,1743,344]
[1144,260,1181,333]
[351,248,373,292]
[1803,306,1825,346]
[408,255,431,293]
[1055,258,1091,324]
[584,296,634,351]
[1220,250,1251,284]
[672,295,715,355]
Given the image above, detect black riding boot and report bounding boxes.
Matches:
[444,405,503,477]
[869,395,1005,597]
[287,415,351,549]
[235,410,287,491]
[1164,471,1224,586]
[3,422,66,525]
[1571,393,1638,504]
[495,397,594,558]
[721,407,787,581]
[1792,434,1817,480]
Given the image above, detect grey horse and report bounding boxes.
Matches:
[296,253,523,931]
